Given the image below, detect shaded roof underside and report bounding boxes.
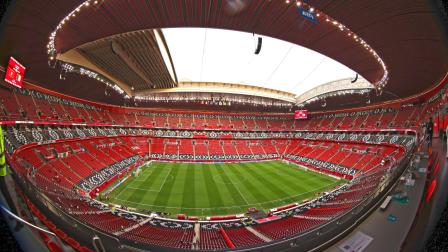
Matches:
[77,29,176,91]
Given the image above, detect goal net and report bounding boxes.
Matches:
[134,160,152,177]
[133,167,141,177]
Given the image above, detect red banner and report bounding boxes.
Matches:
[5,57,26,88]
[294,110,308,119]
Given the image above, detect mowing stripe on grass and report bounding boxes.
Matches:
[181,163,196,209]
[201,163,225,208]
[125,164,164,203]
[217,164,249,205]
[251,162,309,195]
[241,162,291,199]
[103,160,345,217]
[261,162,326,194]
[239,162,285,199]
[225,163,270,205]
[193,164,210,209]
[166,163,189,210]
[152,164,180,209]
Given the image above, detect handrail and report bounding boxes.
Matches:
[0,203,55,236]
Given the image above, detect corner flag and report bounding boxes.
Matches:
[0,126,6,176]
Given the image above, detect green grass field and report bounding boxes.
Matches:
[104,160,345,217]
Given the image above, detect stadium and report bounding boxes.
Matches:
[0,0,447,252]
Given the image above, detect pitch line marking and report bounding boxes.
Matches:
[113,180,341,210]
[221,166,250,205]
[113,164,158,200]
[115,184,128,199]
[157,166,173,191]
[126,186,161,193]
[134,171,153,182]
[133,164,156,182]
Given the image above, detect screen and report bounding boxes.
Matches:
[5,57,26,88]
[294,110,308,119]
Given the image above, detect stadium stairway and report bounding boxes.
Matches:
[245,226,272,242]
[113,217,152,236]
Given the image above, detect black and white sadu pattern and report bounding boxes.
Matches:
[294,131,416,151]
[16,88,97,111]
[48,128,59,140]
[201,222,245,230]
[136,111,287,122]
[75,127,86,138]
[149,219,194,229]
[2,124,415,154]
[77,155,141,192]
[150,153,279,161]
[62,128,74,138]
[313,107,397,120]
[31,128,44,142]
[284,154,357,176]
[113,210,146,222]
[88,200,110,211]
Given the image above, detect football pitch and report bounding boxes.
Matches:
[104,160,345,217]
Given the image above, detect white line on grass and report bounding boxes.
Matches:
[113,179,342,210]
[133,166,154,182]
[114,185,128,199]
[113,164,154,200]
[126,186,161,193]
[157,166,173,191]
[221,166,250,205]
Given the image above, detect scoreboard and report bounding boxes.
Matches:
[5,57,26,88]
[294,110,308,119]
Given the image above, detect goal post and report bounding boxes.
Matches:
[134,160,153,177]
[133,167,142,177]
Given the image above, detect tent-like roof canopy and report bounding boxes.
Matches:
[163,27,363,96]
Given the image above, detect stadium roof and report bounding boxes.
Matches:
[0,0,446,110]
[163,27,360,96]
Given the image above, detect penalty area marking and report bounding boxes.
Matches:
[126,186,162,193]
[133,165,156,182]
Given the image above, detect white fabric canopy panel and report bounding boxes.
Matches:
[163,27,364,96]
